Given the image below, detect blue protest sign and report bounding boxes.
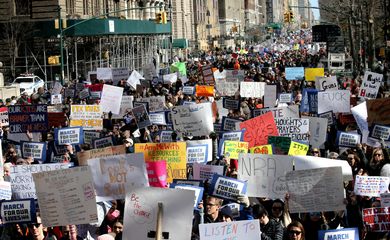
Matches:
[170,184,204,209]
[21,141,47,161]
[54,127,84,145]
[8,104,49,133]
[369,124,390,141]
[209,174,247,201]
[172,179,204,187]
[336,131,361,148]
[92,136,114,149]
[318,228,359,240]
[300,88,318,113]
[285,67,304,80]
[0,199,36,225]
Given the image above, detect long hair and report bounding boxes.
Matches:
[287,221,305,240]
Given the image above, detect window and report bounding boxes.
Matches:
[66,0,75,15]
[14,0,31,16]
[83,0,89,15]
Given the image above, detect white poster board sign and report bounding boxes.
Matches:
[193,163,224,181]
[199,220,261,240]
[112,95,134,119]
[315,76,338,91]
[318,90,350,113]
[100,84,124,115]
[186,139,213,164]
[127,70,144,89]
[359,71,383,99]
[354,175,390,197]
[302,116,328,148]
[264,85,277,108]
[275,118,310,143]
[240,82,265,98]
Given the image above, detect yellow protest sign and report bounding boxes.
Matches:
[305,68,324,81]
[224,141,249,159]
[288,141,309,156]
[70,105,103,130]
[135,142,186,182]
[249,144,273,154]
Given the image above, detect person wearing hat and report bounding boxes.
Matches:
[17,92,30,105]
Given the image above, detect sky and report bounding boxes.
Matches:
[310,0,320,20]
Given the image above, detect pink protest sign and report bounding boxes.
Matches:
[146,160,167,188]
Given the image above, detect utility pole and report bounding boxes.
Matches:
[168,0,173,63]
[57,6,65,84]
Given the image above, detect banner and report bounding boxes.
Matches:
[303,116,328,148]
[318,90,351,113]
[186,139,212,164]
[171,102,213,137]
[318,228,359,240]
[240,82,265,98]
[54,127,84,145]
[224,141,248,159]
[196,85,214,97]
[305,68,324,81]
[32,166,98,227]
[275,118,310,143]
[0,107,9,126]
[112,95,134,119]
[199,220,261,240]
[215,80,239,96]
[249,145,273,154]
[363,207,390,232]
[88,153,149,201]
[0,199,36,224]
[278,93,292,103]
[135,142,187,182]
[77,145,126,166]
[70,105,103,130]
[354,175,390,197]
[359,71,383,99]
[182,86,195,95]
[100,84,124,115]
[209,175,247,201]
[170,184,204,209]
[369,124,390,141]
[239,111,279,148]
[366,98,390,126]
[264,85,277,108]
[146,161,167,188]
[10,163,70,199]
[288,141,309,156]
[0,182,12,200]
[8,104,48,133]
[336,131,361,148]
[253,105,299,118]
[192,163,224,181]
[315,76,338,91]
[221,117,242,131]
[223,98,240,110]
[285,67,304,80]
[123,188,194,240]
[286,167,345,213]
[93,136,114,149]
[21,141,46,161]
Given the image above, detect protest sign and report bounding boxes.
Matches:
[225,70,245,81]
[240,82,265,98]
[362,207,390,232]
[300,88,318,113]
[249,144,273,154]
[275,118,310,143]
[305,68,324,81]
[0,107,9,127]
[318,228,359,240]
[89,91,100,99]
[10,163,70,199]
[380,193,390,207]
[199,220,261,240]
[213,69,226,80]
[50,94,62,104]
[315,76,338,91]
[186,139,212,164]
[123,188,194,240]
[21,141,46,161]
[100,84,123,115]
[278,93,292,103]
[149,112,166,125]
[8,104,48,133]
[77,145,126,166]
[88,153,149,201]
[182,86,195,95]
[222,203,240,218]
[302,116,328,148]
[64,88,75,99]
[224,141,248,159]
[70,105,103,130]
[239,111,279,148]
[32,166,97,227]
[132,105,151,129]
[354,175,390,197]
[286,167,345,213]
[253,105,299,118]
[288,141,309,156]
[209,175,247,201]
[135,142,186,182]
[196,85,214,97]
[366,98,390,126]
[359,71,383,99]
[93,136,114,149]
[97,67,129,84]
[0,181,12,200]
[221,131,244,141]
[285,67,305,80]
[172,179,203,187]
[170,184,204,209]
[163,73,178,84]
[54,127,83,145]
[48,111,67,128]
[143,63,157,81]
[136,96,166,113]
[146,161,167,188]
[318,90,351,113]
[336,131,361,148]
[202,65,215,85]
[51,82,63,95]
[78,88,90,99]
[127,70,144,89]
[0,199,36,224]
[112,95,134,119]
[369,124,390,141]
[264,85,277,108]
[84,131,101,145]
[222,98,240,110]
[318,111,335,126]
[215,80,239,96]
[221,117,242,131]
[171,102,213,137]
[160,130,173,142]
[193,163,224,182]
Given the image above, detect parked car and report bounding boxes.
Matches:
[11,75,45,95]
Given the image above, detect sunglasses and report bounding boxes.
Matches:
[289,230,302,235]
[272,207,283,211]
[313,151,319,154]
[28,223,42,228]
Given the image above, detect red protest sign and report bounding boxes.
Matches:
[363,207,390,232]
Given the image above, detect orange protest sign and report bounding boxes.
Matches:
[196,85,214,97]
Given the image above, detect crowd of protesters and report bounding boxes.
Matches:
[0,29,389,240]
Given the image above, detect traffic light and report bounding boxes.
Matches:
[161,11,167,24]
[289,11,294,21]
[284,12,290,23]
[155,12,162,24]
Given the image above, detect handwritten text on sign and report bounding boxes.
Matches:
[199,220,261,240]
[363,207,390,232]
[275,118,309,143]
[354,175,390,197]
